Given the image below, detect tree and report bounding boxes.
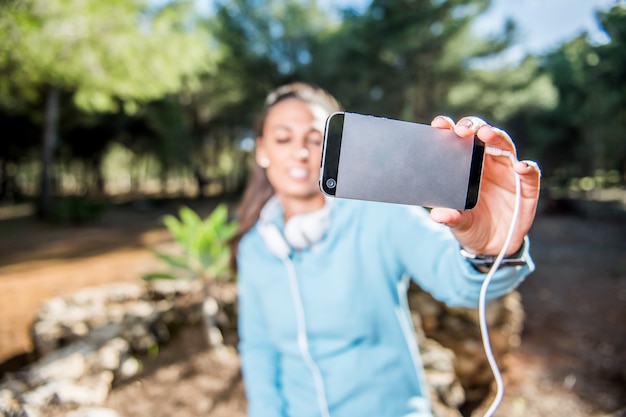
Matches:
[0,0,212,217]
[589,4,626,178]
[208,0,335,115]
[308,0,516,121]
[514,3,626,179]
[168,0,338,197]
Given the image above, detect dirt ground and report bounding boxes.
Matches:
[0,196,625,417]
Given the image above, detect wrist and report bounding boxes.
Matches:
[460,239,527,270]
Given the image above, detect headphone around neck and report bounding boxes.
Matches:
[258,195,332,259]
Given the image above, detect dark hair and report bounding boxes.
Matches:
[229,82,342,270]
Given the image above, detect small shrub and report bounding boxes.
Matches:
[143,203,237,283]
[143,203,238,349]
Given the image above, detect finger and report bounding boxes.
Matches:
[430,115,456,129]
[430,207,463,227]
[515,160,542,191]
[514,160,541,176]
[477,125,516,153]
[454,116,487,138]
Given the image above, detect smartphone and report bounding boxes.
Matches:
[319,112,485,210]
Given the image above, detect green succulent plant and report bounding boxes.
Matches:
[143,204,237,282]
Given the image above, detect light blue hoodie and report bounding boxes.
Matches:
[237,198,534,417]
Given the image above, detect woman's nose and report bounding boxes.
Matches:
[295,147,310,160]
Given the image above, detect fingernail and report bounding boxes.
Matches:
[521,160,542,177]
[459,119,474,129]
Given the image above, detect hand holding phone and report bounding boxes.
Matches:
[319,112,485,210]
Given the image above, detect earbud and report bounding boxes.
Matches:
[259,157,270,168]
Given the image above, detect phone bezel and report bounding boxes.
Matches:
[320,112,344,196]
[465,137,485,210]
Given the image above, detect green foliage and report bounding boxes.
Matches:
[308,0,506,121]
[447,56,558,122]
[143,204,238,282]
[507,3,626,178]
[1,0,624,203]
[0,0,215,218]
[0,0,213,112]
[205,0,335,123]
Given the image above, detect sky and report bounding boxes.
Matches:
[472,0,618,62]
[320,0,618,61]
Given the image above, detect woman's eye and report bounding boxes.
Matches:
[307,135,323,146]
[275,136,290,143]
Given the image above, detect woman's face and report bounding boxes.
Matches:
[256,98,326,205]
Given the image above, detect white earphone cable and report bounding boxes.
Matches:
[479,146,523,416]
[268,145,522,417]
[283,257,332,417]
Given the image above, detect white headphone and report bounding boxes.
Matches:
[258,195,332,259]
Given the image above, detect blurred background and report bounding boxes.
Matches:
[0,0,624,416]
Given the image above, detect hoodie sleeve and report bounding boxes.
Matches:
[237,255,286,417]
[382,204,535,308]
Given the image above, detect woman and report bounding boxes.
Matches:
[231,82,541,417]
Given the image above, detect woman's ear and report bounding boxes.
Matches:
[255,137,270,168]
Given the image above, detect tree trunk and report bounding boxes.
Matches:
[0,160,7,202]
[38,85,60,219]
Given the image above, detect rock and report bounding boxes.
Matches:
[64,407,121,417]
[118,357,141,379]
[408,284,525,405]
[6,279,233,417]
[0,389,27,417]
[97,338,130,372]
[65,407,120,417]
[23,343,91,387]
[55,372,114,406]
